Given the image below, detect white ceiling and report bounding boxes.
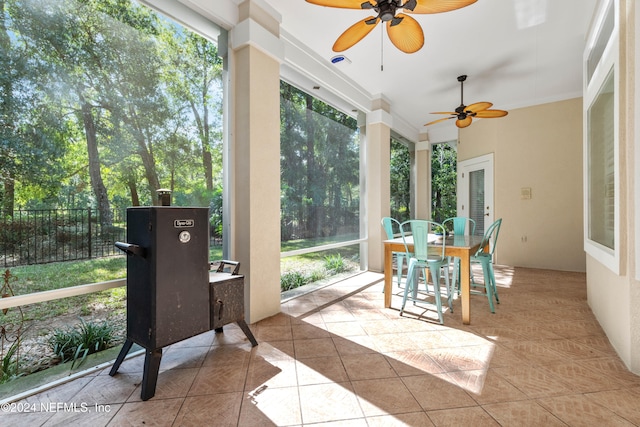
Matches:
[187,0,598,140]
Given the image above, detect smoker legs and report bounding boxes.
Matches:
[109,339,134,376]
[237,320,258,347]
[109,339,163,401]
[141,348,162,401]
[111,323,256,401]
[214,320,258,347]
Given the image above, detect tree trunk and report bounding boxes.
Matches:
[190,100,213,192]
[124,107,160,205]
[0,0,14,218]
[3,175,14,218]
[80,99,112,228]
[126,175,140,206]
[135,135,160,205]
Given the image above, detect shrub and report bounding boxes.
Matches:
[280,271,309,292]
[48,319,115,370]
[324,253,347,274]
[0,339,23,384]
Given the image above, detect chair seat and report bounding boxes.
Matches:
[399,220,452,324]
[469,219,503,313]
[382,217,410,289]
[442,217,476,300]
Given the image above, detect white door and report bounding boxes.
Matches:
[458,153,494,236]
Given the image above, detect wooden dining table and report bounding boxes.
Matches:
[383,234,485,324]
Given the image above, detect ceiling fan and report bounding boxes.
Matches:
[305,0,477,54]
[424,75,509,128]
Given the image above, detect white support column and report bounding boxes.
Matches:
[414,134,431,220]
[366,98,392,272]
[227,0,283,323]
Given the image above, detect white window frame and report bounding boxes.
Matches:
[583,0,619,274]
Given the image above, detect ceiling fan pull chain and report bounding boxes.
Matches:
[380,24,384,71]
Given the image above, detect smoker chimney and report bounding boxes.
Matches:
[156,189,171,206]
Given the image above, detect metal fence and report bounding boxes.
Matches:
[0,208,126,268]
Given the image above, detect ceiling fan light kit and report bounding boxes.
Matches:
[424,75,509,128]
[305,0,477,53]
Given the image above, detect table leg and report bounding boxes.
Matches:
[460,253,471,325]
[384,244,392,308]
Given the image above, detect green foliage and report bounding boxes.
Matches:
[280,271,311,292]
[281,250,358,292]
[0,339,23,384]
[390,138,411,222]
[48,319,116,370]
[280,81,360,242]
[323,253,347,274]
[431,143,458,223]
[1,0,223,214]
[1,268,25,384]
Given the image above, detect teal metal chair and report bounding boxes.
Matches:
[470,218,502,313]
[399,220,451,324]
[381,217,409,288]
[442,217,476,298]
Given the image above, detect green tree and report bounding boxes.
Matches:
[280,81,359,241]
[431,143,457,224]
[161,30,223,196]
[0,0,67,215]
[2,0,225,223]
[390,138,410,222]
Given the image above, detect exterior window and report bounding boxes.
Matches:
[0,0,223,398]
[390,138,410,222]
[587,69,615,248]
[279,81,361,292]
[583,0,618,272]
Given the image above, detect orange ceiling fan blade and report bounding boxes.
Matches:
[465,102,492,113]
[305,0,374,9]
[424,116,455,126]
[474,109,509,118]
[386,13,424,53]
[430,111,457,115]
[333,17,379,52]
[407,0,477,14]
[456,116,473,128]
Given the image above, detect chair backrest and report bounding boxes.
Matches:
[442,217,476,236]
[381,217,401,240]
[400,220,446,263]
[475,218,502,256]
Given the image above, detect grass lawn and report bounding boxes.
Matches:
[0,240,360,387]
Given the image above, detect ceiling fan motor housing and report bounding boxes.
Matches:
[375,0,397,21]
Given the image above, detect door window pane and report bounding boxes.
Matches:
[469,169,485,235]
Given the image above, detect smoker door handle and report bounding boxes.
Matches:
[115,242,146,258]
[214,260,241,275]
[216,298,224,320]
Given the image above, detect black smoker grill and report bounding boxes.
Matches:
[109,206,257,401]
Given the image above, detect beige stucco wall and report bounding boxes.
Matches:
[584,0,640,375]
[458,98,585,272]
[587,256,633,365]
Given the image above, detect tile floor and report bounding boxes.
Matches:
[2,266,640,426]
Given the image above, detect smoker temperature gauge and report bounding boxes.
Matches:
[178,231,191,243]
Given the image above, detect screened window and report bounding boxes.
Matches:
[587,69,615,248]
[431,143,457,225]
[390,138,411,222]
[279,81,361,292]
[583,0,618,272]
[0,0,224,395]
